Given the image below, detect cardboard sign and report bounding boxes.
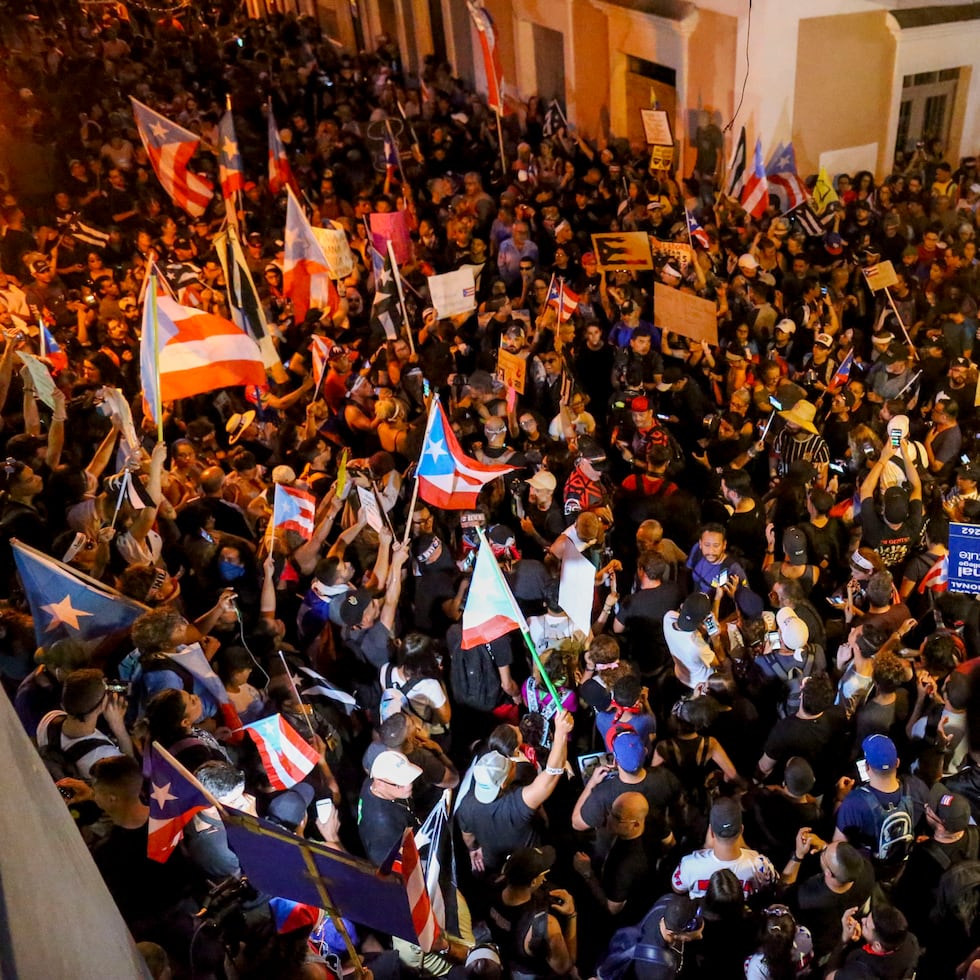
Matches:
[427,267,477,319]
[356,485,384,532]
[862,260,899,292]
[653,282,718,346]
[640,109,672,147]
[496,348,527,394]
[311,224,354,279]
[948,522,980,594]
[649,144,674,171]
[591,232,654,271]
[650,239,695,271]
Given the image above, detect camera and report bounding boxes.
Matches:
[196,875,257,930]
[106,682,129,695]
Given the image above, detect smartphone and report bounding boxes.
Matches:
[766,630,781,648]
[106,682,128,695]
[704,613,719,637]
[890,430,901,447]
[829,462,845,474]
[423,379,431,397]
[856,759,870,783]
[718,569,729,587]
[316,798,335,822]
[962,454,971,465]
[656,414,670,421]
[827,594,846,606]
[769,396,782,410]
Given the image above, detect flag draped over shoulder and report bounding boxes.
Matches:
[740,138,769,219]
[415,399,516,509]
[466,1,505,115]
[268,104,299,196]
[147,743,211,862]
[12,539,148,647]
[130,98,213,217]
[243,713,320,790]
[284,188,332,324]
[461,534,529,648]
[140,289,266,419]
[217,109,245,199]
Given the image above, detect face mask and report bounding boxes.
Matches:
[219,561,246,581]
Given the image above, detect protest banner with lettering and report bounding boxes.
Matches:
[312,224,354,279]
[640,109,672,147]
[948,522,980,594]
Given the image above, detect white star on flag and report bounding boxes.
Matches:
[222,138,237,157]
[150,121,167,141]
[423,436,447,463]
[150,781,178,809]
[41,595,94,632]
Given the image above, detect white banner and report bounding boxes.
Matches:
[427,267,477,320]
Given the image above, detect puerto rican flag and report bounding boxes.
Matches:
[765,141,809,212]
[466,1,505,115]
[284,188,332,324]
[217,109,245,199]
[383,131,400,182]
[39,319,68,373]
[310,335,332,388]
[685,209,710,248]
[273,483,316,539]
[146,743,211,862]
[268,102,299,196]
[415,399,516,509]
[140,275,266,422]
[827,349,854,392]
[546,277,580,323]
[243,713,320,791]
[461,533,529,649]
[130,98,213,217]
[918,554,948,594]
[383,829,442,951]
[740,137,769,220]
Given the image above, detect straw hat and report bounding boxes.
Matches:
[778,399,818,434]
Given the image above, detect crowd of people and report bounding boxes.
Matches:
[7,4,980,980]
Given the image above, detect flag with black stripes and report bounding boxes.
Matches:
[791,202,824,237]
[370,244,404,341]
[67,215,109,249]
[542,100,566,138]
[724,127,747,200]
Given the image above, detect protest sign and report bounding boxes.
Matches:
[653,282,718,346]
[591,232,654,271]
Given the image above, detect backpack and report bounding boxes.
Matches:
[38,713,109,782]
[596,901,680,980]
[450,640,501,712]
[856,779,916,866]
[761,649,815,719]
[379,665,428,723]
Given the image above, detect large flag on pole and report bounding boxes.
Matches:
[284,188,332,324]
[214,223,284,378]
[370,243,405,340]
[466,0,505,115]
[812,166,840,215]
[217,109,245,199]
[268,102,300,196]
[147,742,212,862]
[390,828,441,951]
[12,539,148,647]
[273,483,316,540]
[243,713,320,790]
[415,400,516,509]
[140,289,266,419]
[461,533,529,648]
[130,98,213,217]
[724,126,747,200]
[740,138,769,219]
[765,141,809,212]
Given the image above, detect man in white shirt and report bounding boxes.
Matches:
[663,592,719,689]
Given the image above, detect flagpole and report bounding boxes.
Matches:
[277,650,318,740]
[384,116,407,187]
[495,110,507,177]
[149,274,164,443]
[476,527,561,706]
[883,286,919,359]
[401,397,437,547]
[109,470,130,528]
[386,239,414,356]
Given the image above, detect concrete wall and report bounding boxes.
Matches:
[793,11,895,177]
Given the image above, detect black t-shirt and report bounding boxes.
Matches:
[580,676,614,712]
[630,893,683,980]
[615,583,683,675]
[836,934,920,979]
[859,497,924,568]
[357,781,418,867]
[456,784,538,873]
[580,768,682,848]
[791,855,875,959]
[602,835,651,920]
[413,568,458,635]
[762,708,848,796]
[726,503,767,568]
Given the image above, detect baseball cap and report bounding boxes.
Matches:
[577,436,608,471]
[30,258,50,275]
[776,607,809,650]
[814,333,834,349]
[824,232,844,255]
[737,253,759,269]
[736,588,765,619]
[504,845,556,885]
[883,485,910,523]
[929,783,971,833]
[862,733,898,772]
[953,356,972,369]
[676,592,711,632]
[473,751,511,803]
[337,588,380,627]
[958,465,980,483]
[266,782,315,830]
[775,318,796,335]
[882,344,909,366]
[611,729,647,774]
[370,750,423,786]
[783,526,808,566]
[709,797,743,839]
[630,396,651,413]
[526,470,557,492]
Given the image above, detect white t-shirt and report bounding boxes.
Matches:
[379,664,448,730]
[672,847,778,899]
[36,710,122,779]
[663,611,716,688]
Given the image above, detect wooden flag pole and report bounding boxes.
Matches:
[386,238,415,355]
[883,285,919,360]
[495,109,507,176]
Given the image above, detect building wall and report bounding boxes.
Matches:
[792,12,895,177]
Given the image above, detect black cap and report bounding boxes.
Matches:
[503,845,556,885]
